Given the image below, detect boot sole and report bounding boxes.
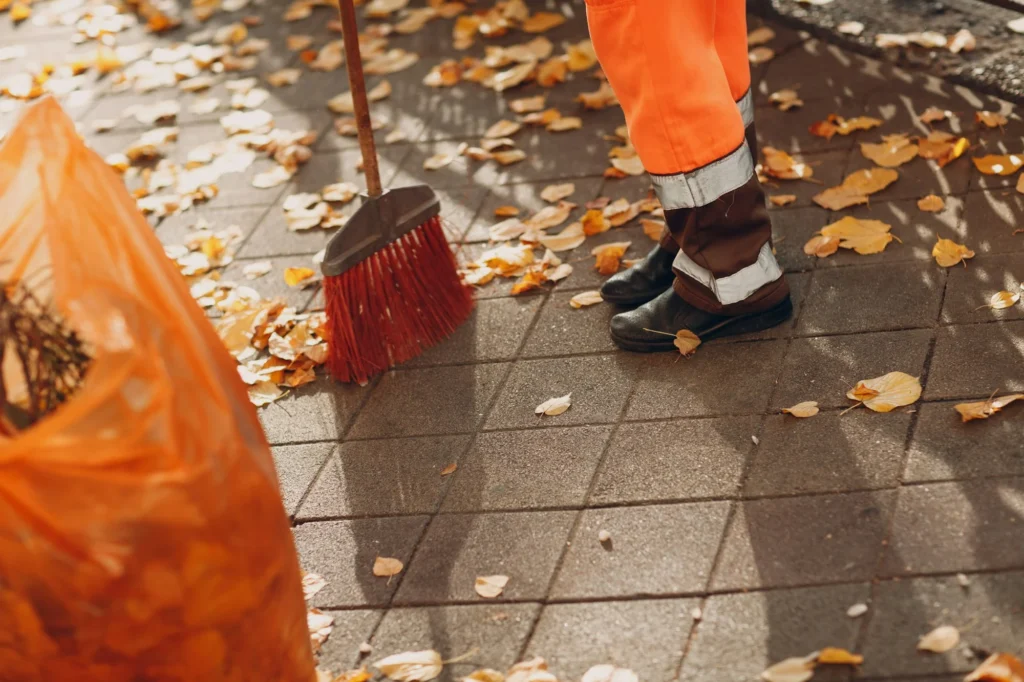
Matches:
[610,298,794,353]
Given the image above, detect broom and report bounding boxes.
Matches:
[321,0,475,385]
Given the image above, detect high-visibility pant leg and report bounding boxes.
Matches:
[586,0,785,314]
[715,0,755,135]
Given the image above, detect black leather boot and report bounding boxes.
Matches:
[599,241,677,306]
[609,287,792,352]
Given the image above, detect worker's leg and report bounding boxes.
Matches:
[587,0,789,347]
[715,0,756,152]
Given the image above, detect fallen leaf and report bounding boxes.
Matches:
[847,371,922,412]
[510,270,548,294]
[9,2,30,21]
[538,221,585,252]
[673,330,701,356]
[284,267,316,286]
[440,463,458,476]
[485,119,522,139]
[248,381,284,406]
[817,648,863,666]
[949,29,976,54]
[365,49,419,75]
[243,261,273,279]
[1018,173,1024,195]
[582,209,611,236]
[525,200,574,230]
[782,401,819,417]
[965,653,1024,682]
[510,95,546,113]
[267,68,302,86]
[813,167,899,210]
[762,147,813,180]
[474,575,509,598]
[424,153,455,170]
[954,393,1024,422]
[838,21,865,36]
[566,40,598,71]
[547,116,582,132]
[328,80,391,113]
[748,46,775,64]
[810,114,883,140]
[747,26,776,46]
[570,291,603,308]
[976,111,1008,128]
[918,625,960,653]
[847,603,869,618]
[641,218,666,241]
[536,393,572,416]
[919,107,949,124]
[493,149,527,165]
[493,206,520,218]
[917,131,969,167]
[374,650,443,682]
[770,194,797,207]
[769,89,804,111]
[488,62,535,92]
[463,670,504,682]
[536,57,568,87]
[987,290,1022,310]
[372,557,404,577]
[576,81,618,110]
[592,241,631,275]
[507,658,557,682]
[973,154,1024,176]
[286,35,313,51]
[610,156,644,176]
[540,183,574,203]
[521,11,565,33]
[308,608,334,652]
[861,134,919,167]
[581,666,638,682]
[323,182,359,203]
[917,194,945,212]
[819,216,896,255]
[302,572,327,600]
[1011,17,1024,34]
[932,238,975,267]
[761,656,815,682]
[253,165,293,189]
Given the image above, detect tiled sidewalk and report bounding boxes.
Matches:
[3,1,1024,679]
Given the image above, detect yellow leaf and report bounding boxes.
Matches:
[374,650,443,682]
[493,149,527,165]
[547,116,582,132]
[424,60,463,87]
[592,241,631,275]
[748,46,775,64]
[440,462,458,476]
[540,182,574,203]
[917,625,960,653]
[494,205,520,217]
[973,154,1024,176]
[284,267,316,286]
[286,35,313,50]
[987,290,1020,310]
[570,291,603,308]
[611,156,644,176]
[976,111,1008,128]
[333,669,373,682]
[770,194,797,206]
[782,401,819,418]
[847,371,922,412]
[424,153,455,170]
[536,57,568,87]
[538,222,585,252]
[860,134,919,167]
[566,40,597,71]
[641,218,666,241]
[576,81,618,110]
[932,238,975,267]
[9,2,30,21]
[463,670,505,682]
[674,329,701,356]
[761,656,815,682]
[248,381,284,406]
[510,270,548,294]
[1017,173,1024,195]
[919,106,948,124]
[474,574,509,598]
[965,653,1024,682]
[748,26,776,45]
[817,648,863,666]
[954,393,1024,422]
[267,68,302,87]
[917,131,969,167]
[917,194,945,212]
[485,119,521,139]
[768,89,803,111]
[525,200,574,230]
[510,95,546,113]
[536,393,572,416]
[762,147,813,180]
[521,11,565,33]
[582,209,611,236]
[813,168,899,210]
[819,216,895,255]
[372,557,404,577]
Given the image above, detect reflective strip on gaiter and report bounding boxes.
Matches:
[649,141,754,210]
[672,242,783,305]
[737,88,754,128]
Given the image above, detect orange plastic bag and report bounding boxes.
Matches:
[0,98,315,681]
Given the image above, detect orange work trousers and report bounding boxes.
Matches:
[587,0,787,313]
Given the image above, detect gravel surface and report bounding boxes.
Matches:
[751,0,1024,103]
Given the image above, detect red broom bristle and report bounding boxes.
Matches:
[323,215,475,384]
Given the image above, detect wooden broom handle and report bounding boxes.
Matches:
[337,0,383,197]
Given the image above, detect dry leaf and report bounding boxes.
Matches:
[749,46,774,64]
[440,463,458,476]
[525,200,574,230]
[954,393,1024,422]
[782,401,819,418]
[673,330,701,356]
[748,26,776,45]
[641,218,666,241]
[510,270,548,294]
[932,238,975,267]
[424,153,455,170]
[987,290,1022,310]
[761,656,815,682]
[762,147,813,180]
[253,165,293,189]
[248,381,284,406]
[976,111,1008,128]
[610,156,644,176]
[819,216,895,255]
[949,29,976,54]
[485,119,521,139]
[286,35,313,50]
[536,58,568,87]
[861,134,919,167]
[918,625,960,653]
[536,393,571,416]
[973,154,1024,176]
[918,194,945,212]
[582,209,611,236]
[521,11,565,33]
[267,68,302,86]
[1011,17,1024,34]
[243,261,273,279]
[809,114,883,140]
[374,650,443,682]
[489,62,535,91]
[566,40,598,71]
[463,670,505,682]
[494,149,527,165]
[577,81,618,110]
[919,107,949,124]
[308,608,335,652]
[365,49,419,75]
[510,95,546,114]
[847,371,922,412]
[592,241,630,275]
[769,89,804,111]
[581,666,638,682]
[302,571,327,601]
[917,131,969,167]
[965,653,1024,682]
[506,658,557,682]
[838,21,865,36]
[284,267,316,286]
[817,648,863,666]
[540,183,574,203]
[328,80,391,113]
[547,116,582,132]
[474,575,509,598]
[1018,173,1024,195]
[813,167,899,210]
[770,194,797,207]
[570,291,603,308]
[538,222,585,252]
[847,603,869,618]
[494,206,520,218]
[372,557,404,577]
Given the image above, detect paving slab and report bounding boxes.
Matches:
[259,380,371,444]
[860,572,1024,678]
[712,491,894,590]
[770,206,829,273]
[394,511,576,605]
[771,329,932,410]
[371,604,541,682]
[941,255,1024,325]
[759,38,890,105]
[318,609,382,674]
[679,584,870,682]
[271,442,334,517]
[762,149,851,209]
[293,516,429,608]
[589,417,758,505]
[297,435,470,520]
[754,96,863,156]
[924,322,1024,400]
[526,599,698,682]
[956,190,1024,257]
[882,479,1024,576]
[465,178,605,244]
[744,410,912,497]
[522,291,620,357]
[442,426,612,512]
[549,502,730,599]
